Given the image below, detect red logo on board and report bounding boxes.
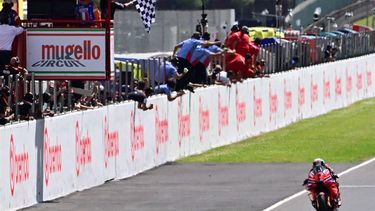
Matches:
[236,88,246,130]
[75,121,92,176]
[44,128,62,186]
[323,72,331,103]
[155,106,168,154]
[104,116,119,168]
[218,93,229,136]
[284,80,292,117]
[199,97,210,142]
[253,85,262,126]
[178,99,190,146]
[346,69,352,95]
[357,72,363,91]
[366,66,372,93]
[9,135,29,196]
[298,77,305,113]
[269,83,278,122]
[130,111,144,160]
[335,71,342,100]
[311,76,318,109]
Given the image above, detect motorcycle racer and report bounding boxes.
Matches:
[303,158,342,210]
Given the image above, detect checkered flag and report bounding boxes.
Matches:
[135,0,156,32]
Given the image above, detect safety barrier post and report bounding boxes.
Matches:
[53,81,57,113]
[15,75,19,121]
[31,73,35,115]
[118,62,123,102]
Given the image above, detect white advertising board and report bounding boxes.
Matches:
[0,122,38,210]
[26,28,113,80]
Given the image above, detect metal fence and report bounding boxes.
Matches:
[259,31,375,74]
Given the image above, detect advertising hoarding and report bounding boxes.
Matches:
[26,28,113,80]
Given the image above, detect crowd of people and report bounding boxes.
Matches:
[124,25,268,110]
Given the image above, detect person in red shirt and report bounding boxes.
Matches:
[225,52,255,80]
[232,26,251,58]
[224,24,240,49]
[248,38,261,67]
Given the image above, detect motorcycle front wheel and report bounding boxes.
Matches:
[317,194,330,211]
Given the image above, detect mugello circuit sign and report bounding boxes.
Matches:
[26,28,113,80]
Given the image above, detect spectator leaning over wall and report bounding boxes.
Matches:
[232,26,251,58]
[154,79,185,102]
[154,58,189,85]
[0,14,24,74]
[172,32,203,73]
[190,32,227,84]
[127,81,153,111]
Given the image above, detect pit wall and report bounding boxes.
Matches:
[1,54,374,210]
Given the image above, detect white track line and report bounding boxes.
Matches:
[263,157,375,211]
[341,185,375,188]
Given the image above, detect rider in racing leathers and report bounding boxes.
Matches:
[304,158,342,209]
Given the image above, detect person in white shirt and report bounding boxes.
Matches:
[0,15,24,72]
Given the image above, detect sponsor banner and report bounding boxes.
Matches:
[41,113,80,201]
[76,109,107,190]
[174,94,192,157]
[107,104,129,179]
[189,88,214,155]
[0,122,37,211]
[251,79,266,134]
[216,86,236,147]
[151,97,169,166]
[234,82,252,140]
[26,28,114,80]
[296,67,311,120]
[126,102,154,175]
[166,96,182,161]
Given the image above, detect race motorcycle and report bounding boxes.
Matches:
[304,167,339,211]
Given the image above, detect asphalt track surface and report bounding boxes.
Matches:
[25,163,356,211]
[268,159,375,211]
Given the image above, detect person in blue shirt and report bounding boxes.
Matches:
[189,32,226,84]
[154,59,189,85]
[172,32,202,73]
[154,79,185,101]
[172,32,221,73]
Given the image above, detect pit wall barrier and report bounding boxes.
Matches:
[1,54,374,210]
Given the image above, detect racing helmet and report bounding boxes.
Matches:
[313,158,325,167]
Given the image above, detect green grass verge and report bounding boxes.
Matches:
[179,98,375,163]
[354,17,374,27]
